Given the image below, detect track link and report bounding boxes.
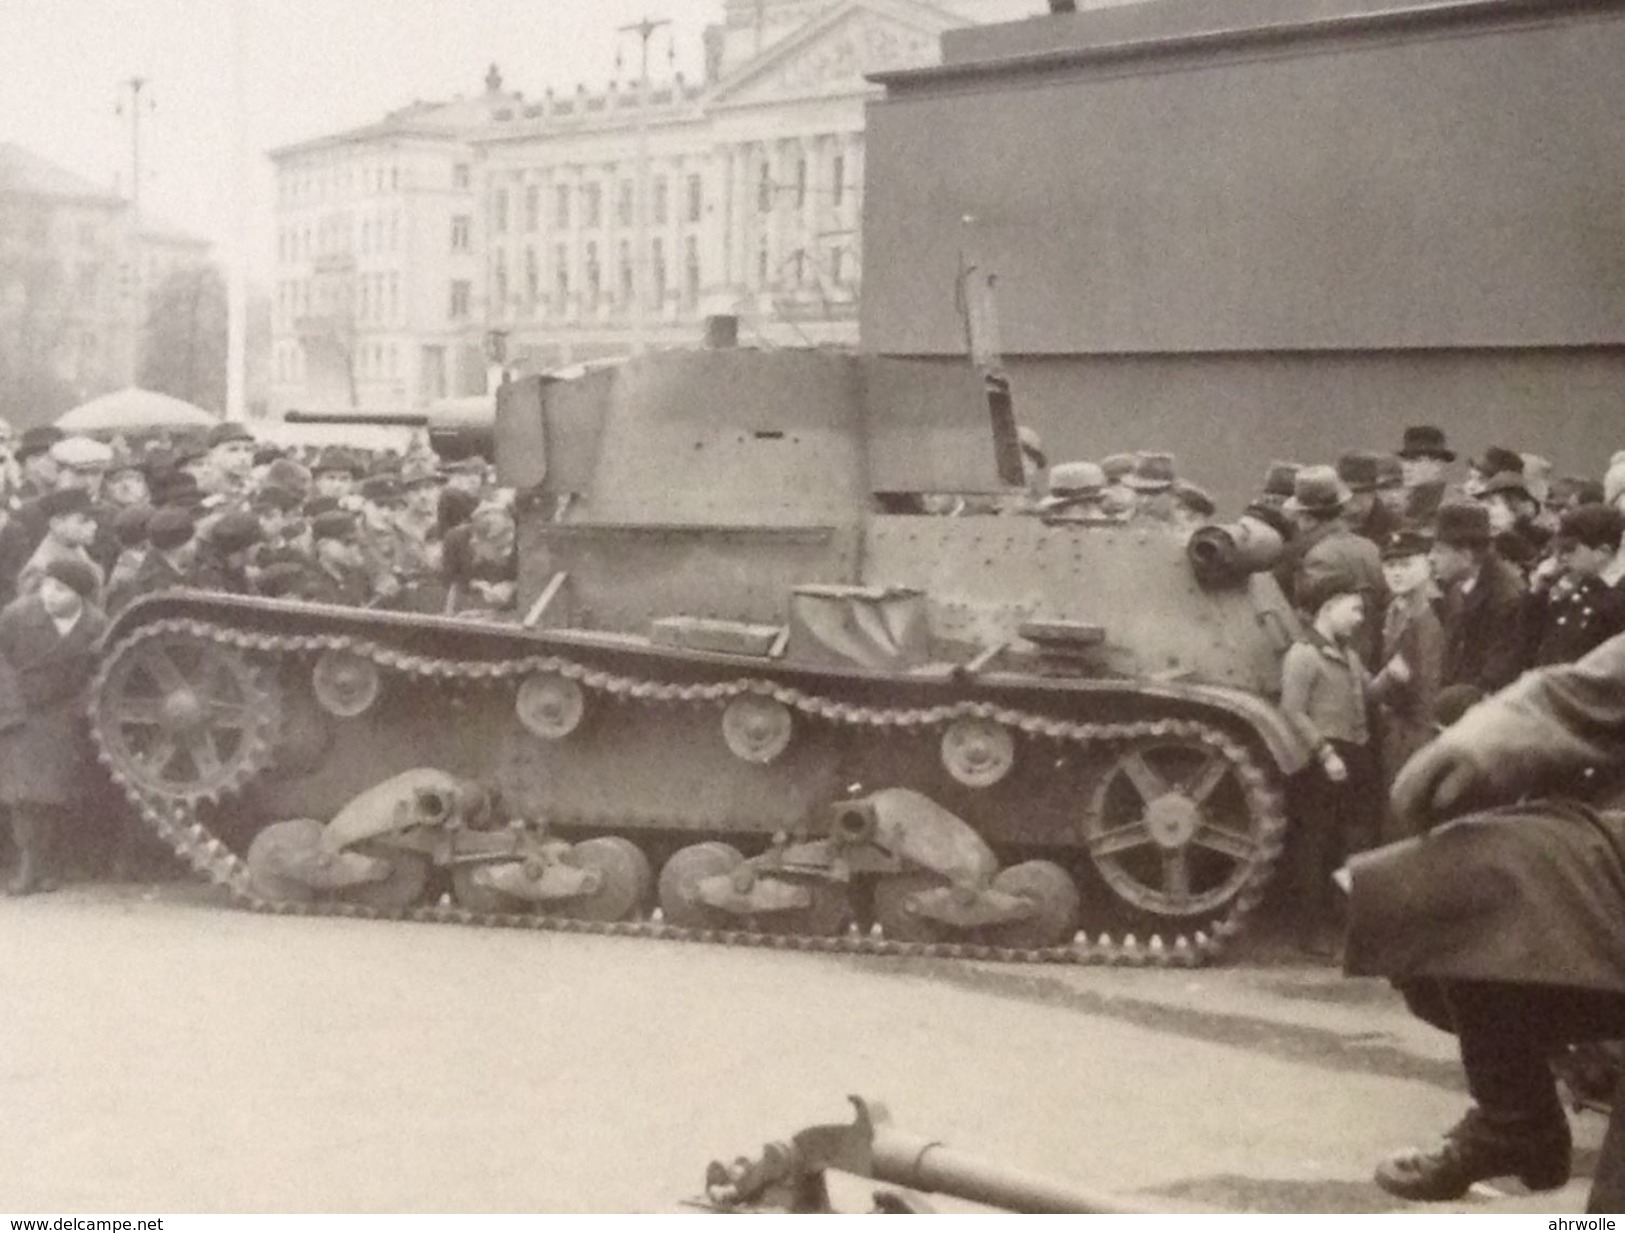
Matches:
[90,617,1290,968]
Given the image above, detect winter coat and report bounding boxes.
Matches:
[0,595,108,808]
[1376,589,1446,822]
[1438,552,1528,694]
[1344,631,1625,993]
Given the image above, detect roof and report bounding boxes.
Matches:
[904,0,1618,77]
[269,90,527,160]
[0,143,121,206]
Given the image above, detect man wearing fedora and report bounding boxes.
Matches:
[1429,501,1528,708]
[1396,425,1458,527]
[1338,450,1402,546]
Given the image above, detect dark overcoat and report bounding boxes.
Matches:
[0,595,108,808]
[1346,631,1625,992]
[1437,552,1528,694]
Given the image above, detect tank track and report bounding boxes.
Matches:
[91,616,1290,968]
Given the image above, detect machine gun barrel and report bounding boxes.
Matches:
[283,410,430,428]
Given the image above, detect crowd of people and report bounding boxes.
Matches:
[0,418,521,895]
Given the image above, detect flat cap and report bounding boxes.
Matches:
[50,436,113,469]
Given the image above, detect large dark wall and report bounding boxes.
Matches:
[993,348,1625,513]
[860,0,1625,505]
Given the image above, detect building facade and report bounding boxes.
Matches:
[0,143,210,425]
[267,0,1043,415]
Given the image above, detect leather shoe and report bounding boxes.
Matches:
[1375,1106,1571,1201]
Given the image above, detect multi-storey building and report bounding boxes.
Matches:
[0,143,210,424]
[267,0,1046,414]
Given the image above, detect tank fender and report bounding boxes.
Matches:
[1122,680,1311,776]
[839,788,998,885]
[325,769,473,850]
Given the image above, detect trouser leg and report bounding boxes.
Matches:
[7,805,48,893]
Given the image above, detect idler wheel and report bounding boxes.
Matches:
[561,836,654,922]
[721,696,793,764]
[940,717,1015,788]
[337,844,429,913]
[658,842,744,929]
[871,873,949,944]
[311,649,381,718]
[982,860,1081,949]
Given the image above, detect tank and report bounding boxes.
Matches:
[87,345,1310,964]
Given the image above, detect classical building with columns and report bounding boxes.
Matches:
[267,0,1048,412]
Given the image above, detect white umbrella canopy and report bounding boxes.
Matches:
[55,387,219,436]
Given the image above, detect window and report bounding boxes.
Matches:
[832,154,845,207]
[683,236,700,306]
[525,246,539,307]
[795,158,806,209]
[650,238,665,307]
[359,278,371,321]
[756,243,768,287]
[492,250,508,309]
[388,273,399,322]
[757,164,771,213]
[617,179,633,227]
[449,279,471,319]
[583,183,601,228]
[387,213,398,252]
[492,188,509,234]
[453,163,471,190]
[451,215,471,252]
[585,241,600,305]
[618,240,632,302]
[554,244,569,313]
[525,185,540,232]
[686,173,703,223]
[555,183,571,228]
[652,176,668,226]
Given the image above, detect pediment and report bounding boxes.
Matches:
[712,2,950,107]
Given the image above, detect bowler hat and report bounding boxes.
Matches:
[39,486,93,520]
[1335,451,1383,494]
[147,506,197,551]
[43,556,99,601]
[1557,504,1625,552]
[1398,425,1456,462]
[1261,461,1300,499]
[1282,465,1349,515]
[1435,500,1491,547]
[265,457,313,493]
[1380,529,1434,561]
[1123,452,1176,492]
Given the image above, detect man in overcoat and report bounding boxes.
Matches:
[1430,500,1528,705]
[0,557,108,894]
[1345,628,1625,1207]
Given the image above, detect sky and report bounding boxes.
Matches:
[0,0,727,279]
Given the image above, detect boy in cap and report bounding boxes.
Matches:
[1526,504,1625,667]
[1375,530,1445,839]
[110,506,198,615]
[191,511,264,594]
[0,555,108,894]
[16,487,104,608]
[105,506,151,601]
[1280,568,1406,956]
[1430,500,1528,706]
[306,510,373,607]
[1280,465,1388,668]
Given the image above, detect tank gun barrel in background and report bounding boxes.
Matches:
[283,410,431,429]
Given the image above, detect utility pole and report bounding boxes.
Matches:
[617,15,670,356]
[225,0,248,420]
[115,76,149,208]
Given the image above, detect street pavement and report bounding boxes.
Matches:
[0,883,1605,1214]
